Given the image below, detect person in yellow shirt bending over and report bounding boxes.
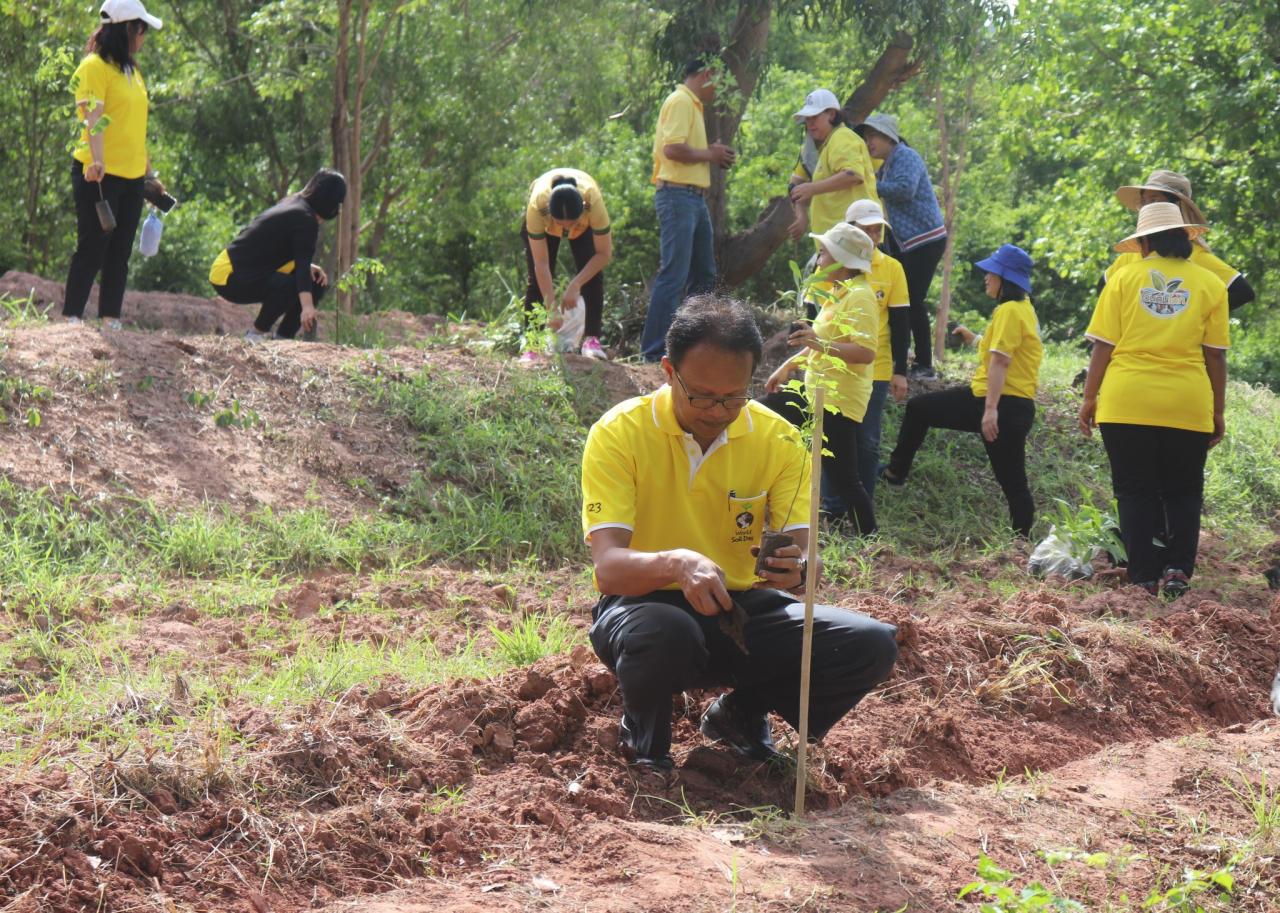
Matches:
[787,89,877,245]
[882,244,1043,539]
[1079,203,1229,600]
[1101,170,1254,312]
[520,169,613,361]
[582,296,898,771]
[62,0,166,330]
[763,223,879,537]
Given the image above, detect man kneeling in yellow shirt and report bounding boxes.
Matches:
[581,295,899,771]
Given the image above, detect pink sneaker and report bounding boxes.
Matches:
[580,336,607,360]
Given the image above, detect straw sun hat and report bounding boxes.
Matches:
[1113,202,1206,253]
[1115,170,1207,226]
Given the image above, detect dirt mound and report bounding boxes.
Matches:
[2,575,1276,911]
[1,270,451,344]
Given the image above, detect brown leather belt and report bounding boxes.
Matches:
[656,180,707,194]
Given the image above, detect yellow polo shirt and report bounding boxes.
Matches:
[525,169,611,240]
[1085,256,1229,433]
[792,125,879,239]
[582,386,810,592]
[1105,245,1239,288]
[652,84,710,188]
[971,298,1042,399]
[72,54,149,179]
[805,276,878,421]
[866,249,910,382]
[209,249,295,286]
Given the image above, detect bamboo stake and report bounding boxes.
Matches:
[793,384,824,818]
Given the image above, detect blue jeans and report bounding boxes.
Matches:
[822,379,889,513]
[640,186,717,361]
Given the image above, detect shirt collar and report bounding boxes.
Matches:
[652,384,754,440]
[676,83,704,112]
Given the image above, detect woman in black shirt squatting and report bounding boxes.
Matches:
[209,169,347,341]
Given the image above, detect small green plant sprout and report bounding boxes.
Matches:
[0,291,47,323]
[1141,854,1239,911]
[487,612,581,667]
[1224,771,1280,845]
[213,399,261,430]
[24,408,41,428]
[958,853,1086,911]
[184,389,214,409]
[1051,490,1126,564]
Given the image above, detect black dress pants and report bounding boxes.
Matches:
[63,163,145,319]
[1099,422,1210,584]
[760,388,876,535]
[521,224,604,338]
[887,384,1036,537]
[891,235,946,370]
[214,271,326,339]
[589,588,898,760]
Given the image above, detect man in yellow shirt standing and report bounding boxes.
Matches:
[639,57,738,362]
[583,296,898,771]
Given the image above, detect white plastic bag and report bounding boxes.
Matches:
[1028,530,1092,580]
[552,295,586,353]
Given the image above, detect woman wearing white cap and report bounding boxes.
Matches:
[62,0,164,330]
[1079,202,1229,600]
[762,223,879,536]
[1101,170,1254,312]
[787,90,878,247]
[855,113,947,378]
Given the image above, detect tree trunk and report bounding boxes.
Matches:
[706,0,772,257]
[932,77,973,362]
[331,0,356,318]
[720,30,922,288]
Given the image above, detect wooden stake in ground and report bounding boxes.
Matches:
[793,385,824,818]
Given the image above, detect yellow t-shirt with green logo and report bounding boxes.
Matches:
[581,386,810,592]
[1105,245,1239,288]
[652,85,710,188]
[971,298,1042,399]
[1085,256,1229,433]
[71,54,149,179]
[805,276,878,421]
[524,169,611,240]
[792,125,879,239]
[866,249,910,382]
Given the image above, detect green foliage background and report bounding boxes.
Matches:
[0,0,1275,385]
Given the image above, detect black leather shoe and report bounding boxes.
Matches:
[699,694,781,761]
[619,715,675,771]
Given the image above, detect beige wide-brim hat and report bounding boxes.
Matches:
[809,223,874,271]
[1115,169,1207,226]
[1114,202,1207,253]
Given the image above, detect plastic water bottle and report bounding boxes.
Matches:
[138,210,163,257]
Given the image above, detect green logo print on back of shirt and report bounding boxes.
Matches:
[1140,269,1190,318]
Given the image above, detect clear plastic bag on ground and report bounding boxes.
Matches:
[1028,530,1093,580]
[551,296,586,353]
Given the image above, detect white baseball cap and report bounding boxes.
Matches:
[793,88,841,121]
[100,0,163,29]
[845,198,889,228]
[809,223,874,271]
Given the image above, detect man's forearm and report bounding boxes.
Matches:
[594,546,686,596]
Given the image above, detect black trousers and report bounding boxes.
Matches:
[63,163,145,319]
[1099,423,1210,584]
[760,389,877,535]
[213,272,325,339]
[887,384,1037,537]
[589,588,898,759]
[521,224,604,338]
[892,235,946,370]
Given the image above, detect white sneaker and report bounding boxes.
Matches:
[580,336,607,360]
[65,316,84,325]
[245,329,268,344]
[103,318,123,331]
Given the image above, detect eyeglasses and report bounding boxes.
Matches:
[673,369,752,411]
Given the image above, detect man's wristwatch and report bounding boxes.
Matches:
[796,558,809,583]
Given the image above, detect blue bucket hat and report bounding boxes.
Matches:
[975,244,1033,294]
